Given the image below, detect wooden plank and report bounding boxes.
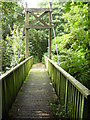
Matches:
[27,8,50,12]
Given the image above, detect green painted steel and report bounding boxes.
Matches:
[1,56,33,119]
[44,56,90,119]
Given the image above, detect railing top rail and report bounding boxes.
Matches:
[0,56,33,80]
[45,56,90,99]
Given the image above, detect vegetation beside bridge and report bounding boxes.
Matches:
[0,1,90,119]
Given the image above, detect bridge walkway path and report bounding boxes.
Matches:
[7,63,57,120]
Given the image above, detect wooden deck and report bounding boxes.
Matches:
[7,63,57,120]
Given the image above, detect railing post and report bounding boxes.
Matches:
[25,2,29,58]
[49,2,52,59]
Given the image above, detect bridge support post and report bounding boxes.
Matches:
[25,3,29,58]
[49,2,52,59]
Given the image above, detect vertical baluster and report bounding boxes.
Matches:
[50,63,52,80]
[51,64,53,81]
[65,79,68,113]
[79,93,82,118]
[81,95,84,119]
[56,70,59,96]
[59,72,61,99]
[52,65,54,84]
[49,62,50,77]
[76,91,80,118]
[48,62,50,76]
[53,66,55,89]
[67,81,72,117]
[49,62,50,75]
[51,63,52,80]
[70,83,73,118]
[74,88,78,119]
[55,68,57,94]
[48,61,49,75]
[71,85,75,118]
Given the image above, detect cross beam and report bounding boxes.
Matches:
[25,3,52,59]
[27,8,50,13]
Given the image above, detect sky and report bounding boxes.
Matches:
[22,0,46,8]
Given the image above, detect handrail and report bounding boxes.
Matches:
[0,56,33,79]
[44,55,90,119]
[44,56,90,99]
[1,56,33,119]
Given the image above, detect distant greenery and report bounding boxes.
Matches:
[28,29,48,62]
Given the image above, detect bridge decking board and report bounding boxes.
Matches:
[7,63,57,120]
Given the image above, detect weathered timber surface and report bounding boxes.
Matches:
[7,63,57,120]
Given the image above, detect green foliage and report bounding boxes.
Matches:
[28,29,48,62]
[52,2,66,36]
[51,2,90,89]
[50,100,68,119]
[1,2,25,72]
[2,2,24,39]
[2,25,25,71]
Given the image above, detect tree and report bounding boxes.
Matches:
[1,2,25,72]
[51,2,89,89]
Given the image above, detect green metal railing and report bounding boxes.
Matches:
[44,56,90,119]
[0,56,33,119]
